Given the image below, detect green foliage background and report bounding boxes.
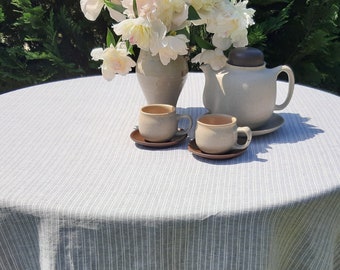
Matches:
[1,0,339,94]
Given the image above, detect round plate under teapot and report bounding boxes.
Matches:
[251,113,285,136]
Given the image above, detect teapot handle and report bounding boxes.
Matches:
[274,65,295,110]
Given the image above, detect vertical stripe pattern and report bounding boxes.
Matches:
[0,74,339,269]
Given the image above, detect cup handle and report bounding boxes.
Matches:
[233,127,252,150]
[176,114,193,136]
[273,65,295,111]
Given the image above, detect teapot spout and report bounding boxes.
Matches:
[200,64,223,113]
[200,64,216,82]
[200,64,210,73]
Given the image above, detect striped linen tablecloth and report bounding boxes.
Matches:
[0,73,339,269]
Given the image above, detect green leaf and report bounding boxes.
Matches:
[133,0,138,18]
[188,6,200,20]
[248,25,267,46]
[104,0,125,14]
[126,41,135,55]
[194,34,214,50]
[176,27,190,39]
[11,0,31,9]
[106,28,116,47]
[0,7,5,23]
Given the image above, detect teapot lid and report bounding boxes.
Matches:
[227,47,264,67]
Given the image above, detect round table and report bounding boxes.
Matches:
[0,73,339,269]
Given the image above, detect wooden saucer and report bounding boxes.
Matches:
[188,139,247,160]
[130,129,187,148]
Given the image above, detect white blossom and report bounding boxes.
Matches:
[192,48,227,70]
[91,43,136,81]
[114,17,153,51]
[212,34,232,50]
[151,34,189,65]
[80,0,104,21]
[80,0,126,21]
[82,0,255,76]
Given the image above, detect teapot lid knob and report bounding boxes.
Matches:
[227,47,264,67]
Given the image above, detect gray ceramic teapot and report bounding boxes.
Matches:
[201,47,295,129]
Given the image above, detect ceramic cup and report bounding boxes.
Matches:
[139,104,193,142]
[195,114,252,154]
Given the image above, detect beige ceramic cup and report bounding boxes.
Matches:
[195,114,252,154]
[139,104,193,142]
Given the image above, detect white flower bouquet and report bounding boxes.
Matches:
[80,0,255,80]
